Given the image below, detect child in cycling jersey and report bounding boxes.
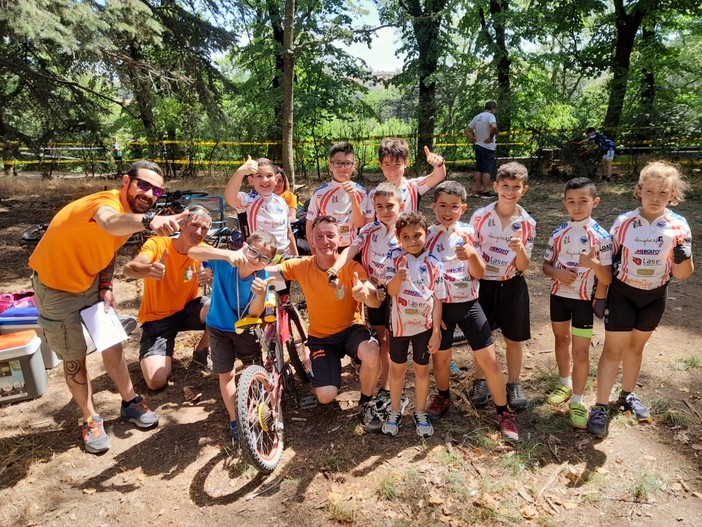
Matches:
[587,161,694,436]
[328,183,402,415]
[425,181,519,442]
[543,177,613,430]
[469,161,536,412]
[369,137,446,213]
[305,142,374,252]
[224,156,298,257]
[188,230,279,445]
[382,211,444,438]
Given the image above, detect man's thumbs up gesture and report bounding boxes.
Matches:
[149,248,168,279]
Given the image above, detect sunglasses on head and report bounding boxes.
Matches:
[131,177,164,198]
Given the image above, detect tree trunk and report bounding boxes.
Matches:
[410,0,446,170]
[266,0,285,164]
[637,25,656,135]
[127,44,158,148]
[490,0,512,157]
[282,0,296,186]
[603,0,649,137]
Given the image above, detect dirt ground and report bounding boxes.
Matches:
[1,171,701,527]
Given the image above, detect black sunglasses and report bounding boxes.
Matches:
[130,177,164,198]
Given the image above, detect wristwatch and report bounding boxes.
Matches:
[141,211,155,230]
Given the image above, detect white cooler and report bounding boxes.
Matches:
[0,330,48,403]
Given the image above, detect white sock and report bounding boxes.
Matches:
[559,376,572,388]
[570,393,584,405]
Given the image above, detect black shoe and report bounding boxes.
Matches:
[192,348,212,370]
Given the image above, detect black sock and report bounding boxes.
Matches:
[122,395,142,408]
[495,404,509,416]
[438,389,450,400]
[359,393,372,406]
[619,390,631,400]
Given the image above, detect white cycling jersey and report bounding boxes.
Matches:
[368,177,431,213]
[544,217,613,300]
[426,222,480,303]
[385,248,445,337]
[237,193,291,255]
[611,208,691,290]
[470,202,536,281]
[351,220,398,285]
[306,180,373,247]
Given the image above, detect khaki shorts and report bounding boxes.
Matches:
[32,274,100,361]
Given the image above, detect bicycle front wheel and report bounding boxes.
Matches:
[236,365,284,474]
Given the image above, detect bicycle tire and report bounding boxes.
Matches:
[286,305,310,384]
[21,223,48,242]
[236,365,284,474]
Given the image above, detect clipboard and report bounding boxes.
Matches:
[79,302,128,352]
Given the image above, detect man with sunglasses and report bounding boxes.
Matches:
[29,160,187,455]
[124,205,214,390]
[268,215,385,433]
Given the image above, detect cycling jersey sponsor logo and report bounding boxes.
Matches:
[397,297,407,306]
[656,220,667,228]
[482,253,490,263]
[635,249,660,255]
[600,243,613,252]
[511,223,521,231]
[580,236,589,244]
[636,269,655,276]
[565,261,579,267]
[490,246,510,255]
[403,290,422,297]
[486,264,500,273]
[404,308,419,315]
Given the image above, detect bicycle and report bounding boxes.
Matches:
[236,286,312,474]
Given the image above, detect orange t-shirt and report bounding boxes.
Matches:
[281,257,367,338]
[137,237,204,323]
[29,190,131,293]
[279,190,297,211]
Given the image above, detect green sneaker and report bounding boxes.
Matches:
[547,385,572,406]
[569,402,587,429]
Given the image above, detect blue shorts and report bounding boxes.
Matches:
[474,144,496,175]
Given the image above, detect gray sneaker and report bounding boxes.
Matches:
[618,393,652,423]
[120,397,159,428]
[82,416,110,454]
[507,383,528,411]
[358,401,382,433]
[382,410,402,436]
[469,379,491,407]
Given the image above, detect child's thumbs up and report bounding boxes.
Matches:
[397,256,408,280]
[508,228,524,253]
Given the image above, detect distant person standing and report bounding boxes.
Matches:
[112,137,124,175]
[466,101,498,198]
[579,127,615,181]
